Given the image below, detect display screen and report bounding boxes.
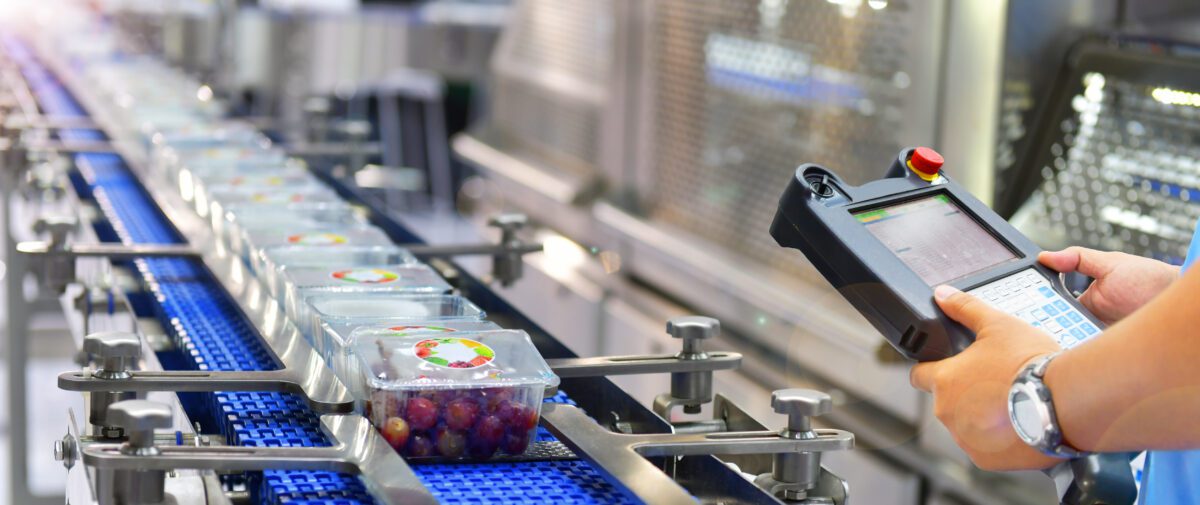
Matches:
[854,194,1017,286]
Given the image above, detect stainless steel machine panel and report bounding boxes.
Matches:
[639,0,943,283]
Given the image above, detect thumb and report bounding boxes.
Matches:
[933,285,1007,335]
[1038,247,1112,278]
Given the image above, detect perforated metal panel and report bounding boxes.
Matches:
[643,0,939,280]
[1023,70,1200,264]
[486,0,614,177]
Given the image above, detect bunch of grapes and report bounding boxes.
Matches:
[374,387,540,459]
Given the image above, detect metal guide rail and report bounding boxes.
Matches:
[2,35,856,505]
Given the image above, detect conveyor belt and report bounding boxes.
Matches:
[3,38,638,505]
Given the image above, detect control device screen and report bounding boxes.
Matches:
[854,194,1017,286]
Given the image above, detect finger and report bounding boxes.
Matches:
[933,285,1008,336]
[910,362,939,392]
[1038,247,1111,278]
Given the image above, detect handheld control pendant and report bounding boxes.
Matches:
[771,147,1136,505]
[771,147,1101,361]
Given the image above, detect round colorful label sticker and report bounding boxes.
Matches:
[331,268,398,284]
[250,192,306,204]
[413,337,495,369]
[386,325,456,337]
[287,232,347,245]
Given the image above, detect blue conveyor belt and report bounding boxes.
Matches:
[3,36,637,505]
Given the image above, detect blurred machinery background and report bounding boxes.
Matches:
[6,0,1200,504]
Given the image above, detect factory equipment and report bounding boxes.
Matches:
[0,10,859,503]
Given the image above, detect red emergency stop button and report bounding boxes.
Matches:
[908,147,943,181]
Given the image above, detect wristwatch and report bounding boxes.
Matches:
[1008,352,1086,458]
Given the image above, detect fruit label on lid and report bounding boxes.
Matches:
[414,338,495,369]
[250,192,305,203]
[387,325,457,336]
[331,268,398,284]
[287,232,347,245]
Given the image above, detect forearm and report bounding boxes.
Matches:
[1046,266,1200,452]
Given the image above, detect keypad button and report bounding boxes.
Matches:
[1031,309,1049,321]
[1038,286,1055,298]
[1080,323,1099,335]
[1075,323,1094,340]
[1045,321,1064,333]
[1043,304,1060,316]
[1055,315,1072,328]
[1053,300,1070,312]
[1067,312,1083,323]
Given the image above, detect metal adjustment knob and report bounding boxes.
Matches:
[772,389,832,435]
[107,400,171,455]
[83,331,141,380]
[765,389,834,501]
[488,214,528,287]
[667,315,719,358]
[666,316,720,414]
[33,215,76,248]
[83,332,142,435]
[105,400,171,504]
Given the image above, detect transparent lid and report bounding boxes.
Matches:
[207,186,341,207]
[353,330,560,390]
[283,263,451,293]
[262,245,418,270]
[225,203,364,231]
[171,145,284,165]
[309,293,485,323]
[198,171,322,189]
[249,225,393,250]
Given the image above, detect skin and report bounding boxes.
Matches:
[910,247,1195,471]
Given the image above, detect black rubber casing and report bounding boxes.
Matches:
[770,147,1106,362]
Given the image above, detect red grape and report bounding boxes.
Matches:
[501,430,530,455]
[445,398,480,431]
[381,417,410,450]
[494,399,520,424]
[407,433,435,457]
[467,436,499,459]
[474,414,504,444]
[405,397,438,431]
[435,427,467,458]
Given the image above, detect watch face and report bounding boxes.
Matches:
[1009,385,1047,445]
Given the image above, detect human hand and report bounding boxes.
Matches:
[911,285,1064,471]
[1039,247,1178,325]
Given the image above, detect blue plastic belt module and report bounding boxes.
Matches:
[3,37,637,505]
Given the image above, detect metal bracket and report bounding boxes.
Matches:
[540,401,853,505]
[546,352,741,378]
[61,330,354,416]
[16,238,201,294]
[80,404,436,505]
[404,214,543,286]
[59,368,353,414]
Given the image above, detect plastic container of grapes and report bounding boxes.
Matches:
[191,171,326,217]
[176,157,304,209]
[326,321,502,396]
[354,329,560,460]
[259,245,420,298]
[206,186,343,230]
[306,294,486,361]
[220,203,365,257]
[280,263,452,332]
[154,142,283,187]
[245,225,394,275]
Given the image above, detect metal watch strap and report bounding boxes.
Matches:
[1012,352,1086,458]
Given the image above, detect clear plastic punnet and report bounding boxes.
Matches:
[307,293,486,361]
[191,171,326,217]
[259,245,420,298]
[324,320,502,398]
[206,186,343,230]
[245,225,394,275]
[219,203,365,257]
[354,329,559,460]
[280,263,453,332]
